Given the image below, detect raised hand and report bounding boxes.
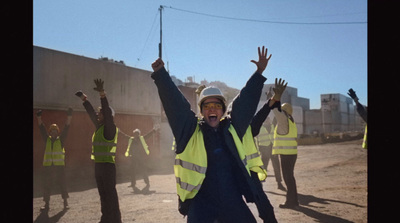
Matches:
[75,90,87,101]
[347,88,359,102]
[272,78,288,101]
[151,58,165,72]
[250,46,272,74]
[93,79,105,92]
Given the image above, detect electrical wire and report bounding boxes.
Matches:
[162,6,367,25]
[135,10,159,67]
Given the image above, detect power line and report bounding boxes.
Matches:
[162,6,367,25]
[135,10,159,67]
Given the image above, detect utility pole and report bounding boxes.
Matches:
[159,5,163,59]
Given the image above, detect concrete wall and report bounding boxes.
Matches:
[304,109,323,134]
[33,46,163,177]
[34,46,161,115]
[178,85,199,115]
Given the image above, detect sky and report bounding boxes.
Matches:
[33,0,367,109]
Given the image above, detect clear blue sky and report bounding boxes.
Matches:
[34,0,367,109]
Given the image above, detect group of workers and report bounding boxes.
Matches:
[35,46,367,223]
[36,79,154,223]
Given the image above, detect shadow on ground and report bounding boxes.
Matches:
[33,209,68,223]
[266,191,365,223]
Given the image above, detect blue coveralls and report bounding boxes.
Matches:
[151,66,277,223]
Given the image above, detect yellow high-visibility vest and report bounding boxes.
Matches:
[43,137,65,166]
[125,136,150,156]
[257,124,274,147]
[362,125,367,149]
[272,118,298,155]
[172,137,176,151]
[240,126,267,182]
[92,125,118,163]
[174,123,267,202]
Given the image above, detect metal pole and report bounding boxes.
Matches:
[159,5,163,59]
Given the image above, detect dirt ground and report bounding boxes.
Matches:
[33,139,367,223]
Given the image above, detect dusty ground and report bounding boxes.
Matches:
[33,139,367,223]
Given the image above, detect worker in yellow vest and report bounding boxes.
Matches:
[36,107,72,211]
[151,46,277,223]
[251,79,288,194]
[272,102,299,209]
[124,127,157,194]
[257,118,286,190]
[347,88,367,149]
[75,79,121,223]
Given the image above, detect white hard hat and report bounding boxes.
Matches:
[198,86,226,107]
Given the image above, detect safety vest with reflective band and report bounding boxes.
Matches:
[92,125,118,163]
[125,136,149,157]
[362,125,367,149]
[257,124,275,147]
[239,126,268,182]
[174,123,267,202]
[272,118,298,155]
[43,137,65,166]
[172,137,176,151]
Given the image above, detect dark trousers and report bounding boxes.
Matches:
[280,154,298,205]
[130,157,149,186]
[259,145,282,183]
[42,165,69,203]
[187,189,256,223]
[95,163,122,223]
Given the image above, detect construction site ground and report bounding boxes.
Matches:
[33,139,367,223]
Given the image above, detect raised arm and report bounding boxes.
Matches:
[36,110,48,142]
[94,78,116,140]
[230,46,270,139]
[348,88,367,123]
[143,125,159,140]
[60,107,73,145]
[251,78,287,137]
[151,58,198,154]
[75,90,98,128]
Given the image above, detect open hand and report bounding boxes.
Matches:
[272,78,288,101]
[250,46,272,74]
[347,88,359,102]
[93,79,105,92]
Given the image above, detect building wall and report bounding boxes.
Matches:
[33,46,162,176]
[320,93,362,133]
[304,109,323,134]
[33,46,161,115]
[262,84,310,111]
[178,85,199,115]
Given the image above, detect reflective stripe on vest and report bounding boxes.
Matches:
[257,124,274,147]
[43,137,65,166]
[174,123,267,202]
[272,118,298,155]
[92,126,118,163]
[175,158,207,174]
[362,125,367,149]
[172,137,176,151]
[176,177,202,193]
[174,124,207,202]
[241,126,267,181]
